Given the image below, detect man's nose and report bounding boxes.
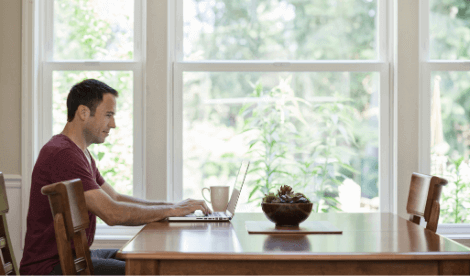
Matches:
[110,117,116,128]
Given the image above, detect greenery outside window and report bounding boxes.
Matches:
[174,0,392,213]
[44,0,145,225]
[425,0,470,227]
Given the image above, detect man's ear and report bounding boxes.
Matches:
[76,105,90,121]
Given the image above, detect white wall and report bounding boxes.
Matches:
[0,0,24,263]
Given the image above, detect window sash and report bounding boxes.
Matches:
[170,0,393,212]
[39,0,146,198]
[419,0,470,229]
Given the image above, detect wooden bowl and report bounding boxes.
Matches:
[261,202,313,227]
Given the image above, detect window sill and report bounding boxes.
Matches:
[95,224,144,237]
[437,223,470,236]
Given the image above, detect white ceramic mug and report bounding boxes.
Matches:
[202,186,230,212]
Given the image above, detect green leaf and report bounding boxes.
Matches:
[248,185,260,200]
[97,152,105,161]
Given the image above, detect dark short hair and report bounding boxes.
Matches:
[67,79,119,122]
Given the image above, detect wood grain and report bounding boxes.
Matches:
[407,172,447,232]
[117,213,470,275]
[157,260,438,275]
[126,259,159,275]
[42,179,94,275]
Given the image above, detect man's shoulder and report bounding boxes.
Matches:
[37,135,81,163]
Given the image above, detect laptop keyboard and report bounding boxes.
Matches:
[187,211,227,217]
[207,212,227,217]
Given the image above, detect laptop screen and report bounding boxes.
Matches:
[226,161,249,216]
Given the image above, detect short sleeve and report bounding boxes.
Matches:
[91,156,105,186]
[49,148,101,192]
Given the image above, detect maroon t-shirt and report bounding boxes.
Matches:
[20,134,105,275]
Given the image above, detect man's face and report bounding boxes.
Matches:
[83,93,117,145]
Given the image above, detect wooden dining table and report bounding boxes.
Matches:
[116,212,470,275]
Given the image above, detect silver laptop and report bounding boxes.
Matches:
[168,161,249,222]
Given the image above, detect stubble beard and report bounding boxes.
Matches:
[83,127,104,145]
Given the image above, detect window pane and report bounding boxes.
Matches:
[52,71,134,198]
[430,0,470,60]
[430,72,470,223]
[54,0,134,60]
[183,72,379,213]
[183,0,378,61]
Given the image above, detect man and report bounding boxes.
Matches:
[20,79,211,275]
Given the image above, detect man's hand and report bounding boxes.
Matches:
[171,199,212,216]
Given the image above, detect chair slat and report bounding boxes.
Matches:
[0,237,6,249]
[4,262,12,274]
[74,257,87,273]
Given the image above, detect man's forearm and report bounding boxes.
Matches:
[108,201,175,226]
[116,193,173,206]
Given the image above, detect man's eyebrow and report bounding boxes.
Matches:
[106,111,115,115]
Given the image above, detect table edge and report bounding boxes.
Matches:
[116,252,470,261]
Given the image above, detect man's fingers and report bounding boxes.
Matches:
[203,201,212,214]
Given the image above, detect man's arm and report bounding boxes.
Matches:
[101,182,172,206]
[84,187,211,226]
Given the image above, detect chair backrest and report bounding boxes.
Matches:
[0,172,19,275]
[406,172,448,232]
[41,179,94,275]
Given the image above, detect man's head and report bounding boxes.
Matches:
[67,79,119,145]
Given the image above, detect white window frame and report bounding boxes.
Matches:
[419,0,470,237]
[22,0,147,242]
[170,0,394,213]
[23,0,420,247]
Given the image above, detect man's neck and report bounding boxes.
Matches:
[61,123,89,152]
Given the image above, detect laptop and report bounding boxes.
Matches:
[167,161,250,222]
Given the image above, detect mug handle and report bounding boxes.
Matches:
[202,187,211,203]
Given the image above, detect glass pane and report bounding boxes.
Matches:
[430,71,470,223]
[54,0,134,60]
[183,0,378,61]
[52,71,134,199]
[183,72,380,213]
[430,0,470,60]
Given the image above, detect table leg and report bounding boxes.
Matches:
[125,259,159,275]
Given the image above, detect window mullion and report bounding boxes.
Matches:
[41,64,53,149]
[44,0,54,61]
[172,64,183,202]
[378,0,388,62]
[379,66,392,213]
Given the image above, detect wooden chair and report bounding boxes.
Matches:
[407,172,448,233]
[0,172,18,275]
[41,179,94,275]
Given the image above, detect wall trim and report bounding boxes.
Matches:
[3,175,21,188]
[22,0,40,251]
